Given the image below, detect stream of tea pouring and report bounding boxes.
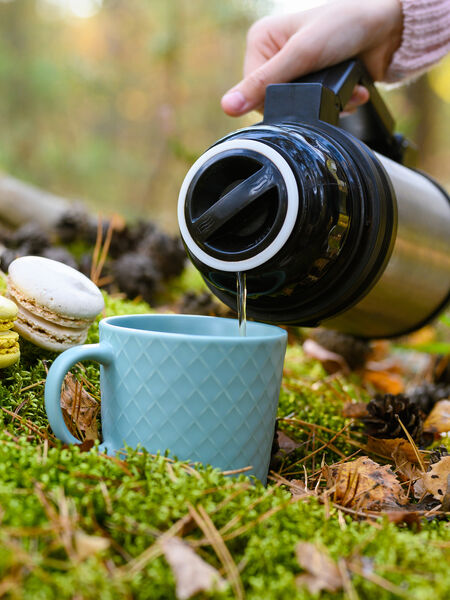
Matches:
[236,272,247,336]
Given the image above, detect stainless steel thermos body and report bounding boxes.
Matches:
[324,153,450,336]
[178,61,450,338]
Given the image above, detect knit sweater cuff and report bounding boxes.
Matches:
[385,0,450,82]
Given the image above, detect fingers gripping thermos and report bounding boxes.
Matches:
[178,60,450,339]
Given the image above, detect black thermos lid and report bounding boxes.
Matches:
[179,138,300,272]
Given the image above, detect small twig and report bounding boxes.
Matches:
[90,215,103,282]
[0,407,57,443]
[396,416,426,472]
[348,561,409,597]
[189,504,245,600]
[97,275,114,287]
[281,421,354,474]
[219,485,279,536]
[220,501,292,542]
[338,558,359,600]
[120,512,193,577]
[221,465,253,476]
[92,216,116,285]
[19,380,45,393]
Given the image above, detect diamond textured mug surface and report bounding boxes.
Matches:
[45,314,287,483]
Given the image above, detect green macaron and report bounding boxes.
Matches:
[0,296,20,367]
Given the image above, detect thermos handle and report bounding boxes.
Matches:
[263,59,415,166]
[44,343,113,446]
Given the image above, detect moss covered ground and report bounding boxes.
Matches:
[0,276,448,599]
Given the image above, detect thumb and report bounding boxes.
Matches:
[221,45,305,116]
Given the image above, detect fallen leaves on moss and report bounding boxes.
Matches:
[162,537,227,600]
[0,293,449,599]
[324,456,408,511]
[419,456,450,501]
[296,542,344,593]
[61,372,99,442]
[424,399,450,436]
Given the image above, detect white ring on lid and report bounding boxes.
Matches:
[177,139,299,272]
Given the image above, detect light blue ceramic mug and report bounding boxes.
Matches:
[45,314,287,483]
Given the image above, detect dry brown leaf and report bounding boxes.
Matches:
[74,532,110,562]
[302,339,350,374]
[363,370,404,394]
[277,431,302,454]
[393,455,423,489]
[342,401,369,419]
[383,510,422,528]
[296,542,343,593]
[423,400,450,435]
[419,456,450,501]
[366,436,427,465]
[61,373,100,441]
[324,456,408,510]
[76,439,96,453]
[288,479,315,500]
[162,537,226,600]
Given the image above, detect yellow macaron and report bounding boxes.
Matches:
[0,295,18,331]
[0,296,20,367]
[0,330,20,368]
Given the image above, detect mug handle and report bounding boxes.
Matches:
[44,343,114,446]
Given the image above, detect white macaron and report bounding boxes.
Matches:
[7,256,104,352]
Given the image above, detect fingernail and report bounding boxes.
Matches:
[222,90,247,113]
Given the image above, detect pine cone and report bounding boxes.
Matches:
[429,446,449,465]
[178,292,217,316]
[112,253,161,304]
[56,207,92,244]
[178,291,233,318]
[108,222,147,258]
[361,394,423,442]
[310,328,370,370]
[8,222,50,253]
[406,383,450,416]
[137,229,186,280]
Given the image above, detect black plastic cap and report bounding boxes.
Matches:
[184,148,289,262]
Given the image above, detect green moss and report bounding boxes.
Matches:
[275,346,369,468]
[0,290,448,598]
[0,434,448,599]
[86,291,153,344]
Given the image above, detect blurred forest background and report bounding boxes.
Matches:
[0,0,449,233]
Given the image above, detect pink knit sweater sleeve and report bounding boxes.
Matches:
[385,0,450,82]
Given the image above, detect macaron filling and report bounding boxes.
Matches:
[14,304,88,346]
[0,319,16,330]
[0,296,20,367]
[8,281,92,329]
[0,331,20,354]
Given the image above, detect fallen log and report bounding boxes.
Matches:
[0,174,76,230]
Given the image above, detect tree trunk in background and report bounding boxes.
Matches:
[0,175,72,230]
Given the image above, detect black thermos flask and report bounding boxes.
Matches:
[177,60,450,338]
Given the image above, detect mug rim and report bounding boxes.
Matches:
[100,313,287,342]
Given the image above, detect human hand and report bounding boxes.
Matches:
[221,0,403,116]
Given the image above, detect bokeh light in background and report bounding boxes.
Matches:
[42,0,103,19]
[0,0,448,232]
